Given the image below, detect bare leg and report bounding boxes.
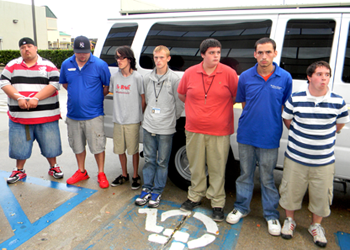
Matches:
[95,151,105,173]
[76,150,86,172]
[16,159,26,170]
[312,213,323,224]
[132,153,139,178]
[285,210,295,220]
[119,153,128,176]
[47,157,57,167]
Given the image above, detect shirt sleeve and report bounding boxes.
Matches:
[58,63,67,84]
[100,61,111,87]
[173,77,184,119]
[177,71,188,95]
[282,95,294,120]
[235,74,246,103]
[0,66,12,89]
[337,99,350,124]
[282,73,293,105]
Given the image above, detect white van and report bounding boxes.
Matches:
[94,6,350,190]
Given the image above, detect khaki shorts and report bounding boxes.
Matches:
[279,157,335,217]
[113,123,140,155]
[66,116,106,155]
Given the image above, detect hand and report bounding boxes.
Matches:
[17,98,28,109]
[27,98,39,110]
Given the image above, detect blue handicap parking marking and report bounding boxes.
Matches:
[75,196,242,250]
[0,170,97,250]
[335,231,350,250]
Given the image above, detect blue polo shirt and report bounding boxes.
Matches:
[236,62,292,148]
[59,53,111,120]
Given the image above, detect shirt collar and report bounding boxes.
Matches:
[305,85,331,101]
[196,61,223,75]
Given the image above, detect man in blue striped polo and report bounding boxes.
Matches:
[279,61,349,247]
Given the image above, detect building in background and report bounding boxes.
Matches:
[0,1,71,50]
[0,0,47,49]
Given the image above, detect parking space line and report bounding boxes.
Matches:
[335,231,350,250]
[0,170,97,250]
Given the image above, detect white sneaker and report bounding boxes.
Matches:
[308,223,327,247]
[226,209,247,224]
[267,219,281,236]
[281,217,296,239]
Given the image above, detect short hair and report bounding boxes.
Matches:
[200,38,221,55]
[154,45,170,57]
[306,61,332,81]
[255,37,276,51]
[115,46,137,71]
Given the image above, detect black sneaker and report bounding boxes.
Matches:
[148,193,161,208]
[180,199,201,212]
[212,207,224,222]
[7,169,27,184]
[111,174,129,187]
[135,188,151,206]
[131,175,141,190]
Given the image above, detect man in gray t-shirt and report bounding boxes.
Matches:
[135,45,184,208]
[109,46,145,189]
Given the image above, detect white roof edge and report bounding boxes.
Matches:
[108,6,350,21]
[119,1,350,15]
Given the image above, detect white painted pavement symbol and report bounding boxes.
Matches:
[139,208,220,249]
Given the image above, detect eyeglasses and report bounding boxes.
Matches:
[115,56,127,60]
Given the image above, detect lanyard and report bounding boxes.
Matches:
[202,73,215,104]
[153,80,165,103]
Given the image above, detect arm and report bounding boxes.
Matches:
[103,85,109,96]
[141,94,146,113]
[336,123,345,133]
[173,78,184,119]
[1,85,28,110]
[241,102,246,109]
[27,84,57,109]
[283,118,292,129]
[62,83,68,90]
[178,93,186,103]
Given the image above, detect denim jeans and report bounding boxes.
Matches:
[142,129,174,194]
[9,120,62,159]
[234,143,280,220]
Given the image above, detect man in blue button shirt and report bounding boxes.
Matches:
[59,35,111,188]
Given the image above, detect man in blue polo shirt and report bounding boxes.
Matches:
[226,37,292,236]
[59,35,111,189]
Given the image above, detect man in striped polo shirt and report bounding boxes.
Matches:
[0,37,64,184]
[279,61,349,247]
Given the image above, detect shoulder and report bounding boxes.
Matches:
[38,55,58,69]
[5,57,23,68]
[168,69,181,81]
[291,91,307,98]
[275,65,292,79]
[330,92,344,99]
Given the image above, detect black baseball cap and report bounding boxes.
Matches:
[19,37,36,47]
[73,36,91,53]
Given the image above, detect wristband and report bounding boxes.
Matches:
[16,96,25,101]
[32,97,39,101]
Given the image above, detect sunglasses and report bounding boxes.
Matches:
[115,56,127,60]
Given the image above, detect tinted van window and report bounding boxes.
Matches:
[141,20,272,74]
[280,19,335,80]
[342,22,350,83]
[100,23,138,66]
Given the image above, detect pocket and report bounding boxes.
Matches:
[279,178,288,197]
[328,188,333,206]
